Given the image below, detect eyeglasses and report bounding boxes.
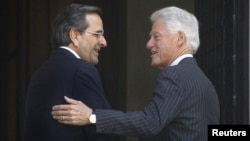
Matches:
[84,30,104,39]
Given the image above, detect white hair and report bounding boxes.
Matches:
[150,6,200,54]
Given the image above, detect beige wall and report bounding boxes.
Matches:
[126,0,194,140]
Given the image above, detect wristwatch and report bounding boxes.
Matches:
[89,113,96,124]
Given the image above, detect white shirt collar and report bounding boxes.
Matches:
[60,46,81,59]
[169,54,193,66]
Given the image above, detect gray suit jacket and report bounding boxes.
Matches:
[94,57,220,141]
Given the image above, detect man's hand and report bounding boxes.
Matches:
[51,96,92,126]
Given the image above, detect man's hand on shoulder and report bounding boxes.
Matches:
[51,96,93,126]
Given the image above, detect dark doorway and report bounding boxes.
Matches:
[195,0,249,124]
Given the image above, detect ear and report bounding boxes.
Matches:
[176,31,186,47]
[69,29,80,47]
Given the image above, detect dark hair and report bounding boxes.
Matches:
[52,3,102,48]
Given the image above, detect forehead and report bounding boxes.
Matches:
[85,13,103,29]
[150,19,167,35]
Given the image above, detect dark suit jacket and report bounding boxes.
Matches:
[94,57,220,141]
[24,48,119,141]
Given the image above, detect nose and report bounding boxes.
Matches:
[146,38,153,49]
[99,36,107,47]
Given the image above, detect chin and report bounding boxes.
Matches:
[90,60,98,65]
[151,62,164,69]
[151,63,158,67]
[90,57,99,64]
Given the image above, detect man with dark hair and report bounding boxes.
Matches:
[24,3,119,141]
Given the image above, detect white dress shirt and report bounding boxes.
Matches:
[60,46,81,59]
[169,54,193,66]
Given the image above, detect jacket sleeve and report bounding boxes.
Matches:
[95,69,184,137]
